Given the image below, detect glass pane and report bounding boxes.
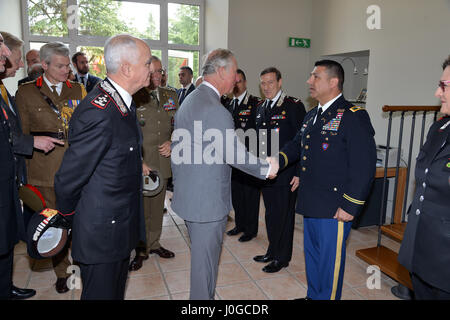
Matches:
[78,0,160,40]
[168,50,199,89]
[150,49,161,59]
[77,46,106,79]
[168,3,200,45]
[28,0,68,37]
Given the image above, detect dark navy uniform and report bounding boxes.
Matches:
[398,115,450,299]
[222,92,262,238]
[256,91,305,265]
[54,79,145,299]
[0,103,26,298]
[279,95,376,299]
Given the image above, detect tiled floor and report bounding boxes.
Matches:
[13,192,401,300]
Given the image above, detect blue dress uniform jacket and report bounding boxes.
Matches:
[279,95,377,218]
[398,116,450,293]
[256,92,306,187]
[55,79,145,265]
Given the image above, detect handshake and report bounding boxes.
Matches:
[265,156,279,179]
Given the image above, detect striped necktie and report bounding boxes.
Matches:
[0,82,9,107]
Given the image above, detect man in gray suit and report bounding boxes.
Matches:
[171,49,278,300]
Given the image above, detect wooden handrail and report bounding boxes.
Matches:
[382,105,441,112]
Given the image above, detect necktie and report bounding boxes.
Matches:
[51,85,59,96]
[80,76,85,86]
[232,98,239,112]
[314,107,323,125]
[179,88,186,104]
[266,99,272,109]
[0,83,9,107]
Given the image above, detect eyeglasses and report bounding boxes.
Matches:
[438,80,450,91]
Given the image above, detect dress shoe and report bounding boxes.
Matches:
[294,297,312,300]
[129,255,148,271]
[55,277,70,294]
[253,254,273,263]
[226,227,241,236]
[238,234,255,242]
[10,285,36,300]
[149,246,175,259]
[262,260,288,273]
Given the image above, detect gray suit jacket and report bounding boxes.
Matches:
[171,83,269,223]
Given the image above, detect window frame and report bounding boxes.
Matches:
[20,0,205,79]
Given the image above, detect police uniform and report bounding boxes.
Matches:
[256,91,305,267]
[15,76,86,280]
[222,92,262,238]
[398,115,450,299]
[54,78,145,299]
[132,86,178,256]
[279,94,376,299]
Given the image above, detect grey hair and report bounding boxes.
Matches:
[104,34,139,74]
[201,49,235,76]
[40,42,70,64]
[0,31,23,51]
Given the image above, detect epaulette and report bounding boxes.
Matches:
[350,106,365,112]
[91,92,111,110]
[286,96,302,103]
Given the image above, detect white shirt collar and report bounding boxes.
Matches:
[267,90,282,108]
[202,81,220,98]
[183,83,193,90]
[43,74,63,95]
[233,90,247,104]
[107,77,133,110]
[318,93,342,113]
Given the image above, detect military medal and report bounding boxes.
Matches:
[322,143,329,150]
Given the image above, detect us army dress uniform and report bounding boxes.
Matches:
[54,79,145,299]
[398,115,450,298]
[223,92,262,239]
[132,86,179,257]
[15,76,86,282]
[279,95,376,299]
[255,91,306,269]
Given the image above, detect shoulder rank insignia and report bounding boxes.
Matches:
[91,94,110,109]
[350,106,365,112]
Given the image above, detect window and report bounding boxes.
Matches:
[22,0,204,88]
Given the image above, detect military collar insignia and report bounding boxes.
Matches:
[35,76,72,89]
[439,119,450,132]
[274,91,286,108]
[242,93,249,106]
[99,80,128,115]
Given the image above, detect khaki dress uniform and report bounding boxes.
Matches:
[132,86,179,255]
[15,76,86,278]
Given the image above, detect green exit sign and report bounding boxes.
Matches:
[289,37,310,48]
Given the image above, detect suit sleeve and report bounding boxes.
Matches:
[339,110,377,217]
[54,106,113,216]
[213,108,269,179]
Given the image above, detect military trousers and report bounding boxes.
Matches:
[0,249,13,299]
[261,185,297,264]
[231,169,261,237]
[136,178,168,256]
[38,186,72,279]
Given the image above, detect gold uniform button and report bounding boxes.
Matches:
[305,145,309,150]
[303,156,307,161]
[306,135,310,139]
[302,167,306,172]
[333,187,338,192]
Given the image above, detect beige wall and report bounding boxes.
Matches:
[228,0,313,100]
[205,0,229,52]
[310,0,448,143]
